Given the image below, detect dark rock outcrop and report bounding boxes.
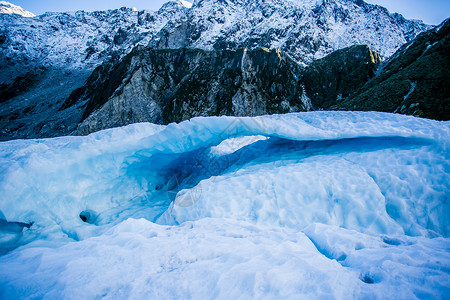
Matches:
[333,18,450,120]
[65,44,383,135]
[302,45,382,109]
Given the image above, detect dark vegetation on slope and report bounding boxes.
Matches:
[302,45,382,109]
[332,18,450,120]
[0,67,46,103]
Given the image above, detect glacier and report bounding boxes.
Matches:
[0,111,449,298]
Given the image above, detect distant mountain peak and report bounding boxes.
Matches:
[179,0,193,8]
[0,1,35,17]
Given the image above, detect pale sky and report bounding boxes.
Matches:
[365,0,449,25]
[11,0,450,25]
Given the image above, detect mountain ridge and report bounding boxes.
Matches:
[59,45,386,135]
[0,0,440,140]
[0,0,430,78]
[154,0,430,65]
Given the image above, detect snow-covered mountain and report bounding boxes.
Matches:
[0,1,34,17]
[154,0,430,64]
[65,17,448,136]
[0,0,429,78]
[0,1,189,81]
[0,1,190,139]
[0,0,435,140]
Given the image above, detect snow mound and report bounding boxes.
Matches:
[0,1,34,17]
[0,111,449,298]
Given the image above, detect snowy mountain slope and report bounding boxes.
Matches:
[155,0,430,64]
[179,0,193,8]
[0,1,189,140]
[0,112,448,298]
[0,2,188,80]
[0,1,34,17]
[0,0,429,81]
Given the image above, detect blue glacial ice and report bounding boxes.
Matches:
[0,111,449,299]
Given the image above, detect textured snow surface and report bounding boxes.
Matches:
[0,112,449,298]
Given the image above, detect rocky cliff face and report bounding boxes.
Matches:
[65,47,306,134]
[62,44,392,135]
[333,18,450,121]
